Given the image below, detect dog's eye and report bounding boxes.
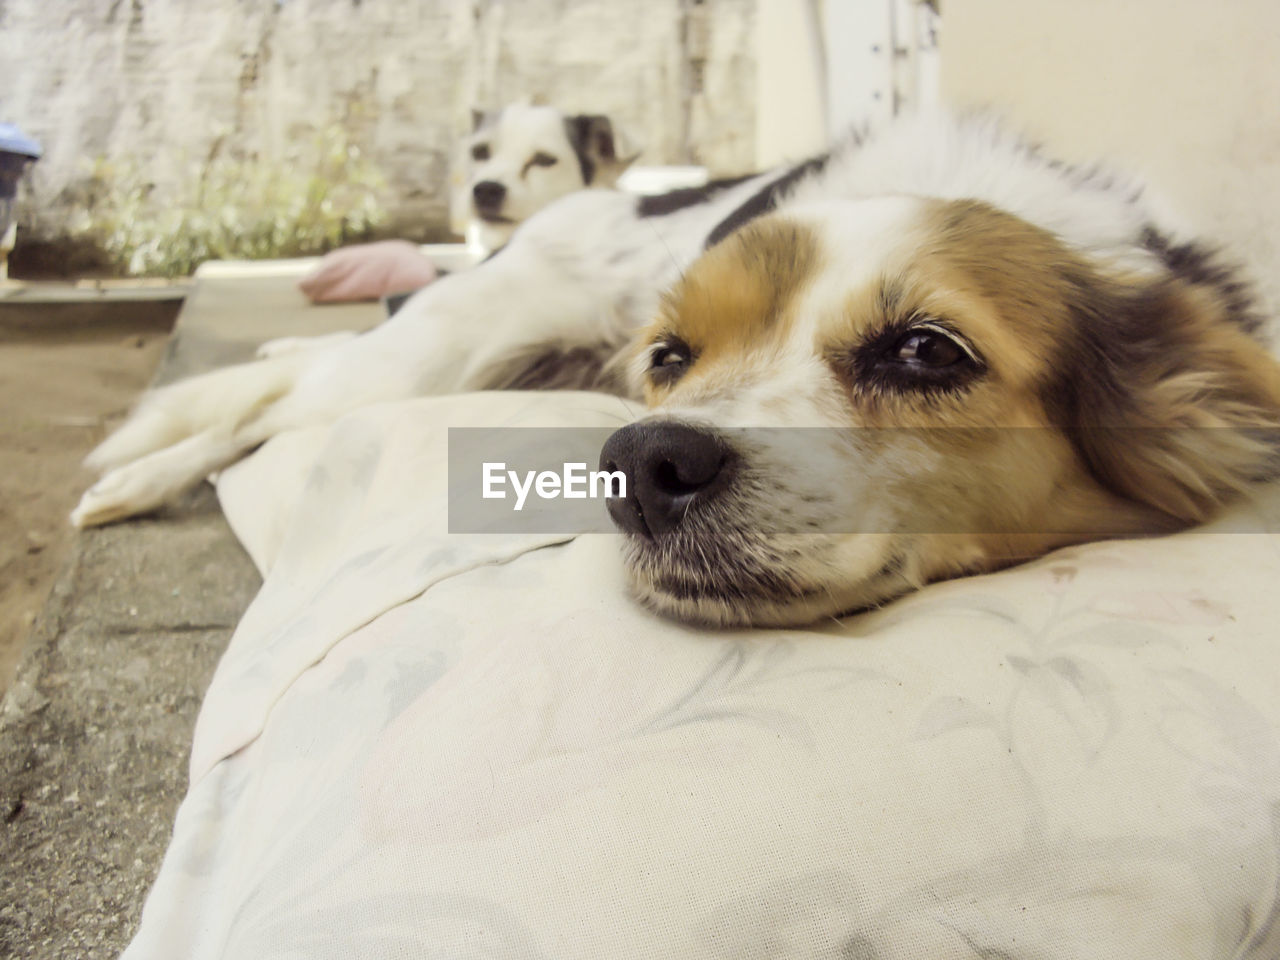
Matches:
[836,321,983,398]
[529,152,558,168]
[890,328,968,367]
[648,338,694,386]
[653,345,689,367]
[471,143,491,161]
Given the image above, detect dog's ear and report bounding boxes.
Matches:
[565,114,642,187]
[1052,257,1280,524]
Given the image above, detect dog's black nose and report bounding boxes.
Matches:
[472,180,507,212]
[599,421,734,538]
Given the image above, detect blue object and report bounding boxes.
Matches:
[0,123,41,207]
[0,123,41,160]
[0,124,40,261]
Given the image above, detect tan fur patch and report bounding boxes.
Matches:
[621,197,1280,625]
[913,199,1084,387]
[1060,275,1280,522]
[638,218,821,402]
[809,197,1277,586]
[810,198,1098,434]
[877,199,1280,530]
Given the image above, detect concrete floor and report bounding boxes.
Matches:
[0,268,382,958]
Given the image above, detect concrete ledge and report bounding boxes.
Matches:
[0,279,192,303]
[0,281,187,337]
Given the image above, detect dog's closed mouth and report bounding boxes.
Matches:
[649,571,822,605]
[622,525,825,606]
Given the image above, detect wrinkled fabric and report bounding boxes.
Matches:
[123,391,1280,960]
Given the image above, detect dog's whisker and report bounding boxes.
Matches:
[643,217,690,287]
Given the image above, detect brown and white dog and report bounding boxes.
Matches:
[74,112,1280,627]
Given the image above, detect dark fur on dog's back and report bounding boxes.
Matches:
[1140,226,1265,336]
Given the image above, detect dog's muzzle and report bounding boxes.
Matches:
[472,180,508,219]
[599,421,736,538]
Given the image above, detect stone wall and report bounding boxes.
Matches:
[0,0,756,261]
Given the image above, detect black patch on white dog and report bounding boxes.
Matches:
[1140,226,1263,335]
[564,115,619,187]
[478,341,628,395]
[704,154,829,250]
[636,175,757,218]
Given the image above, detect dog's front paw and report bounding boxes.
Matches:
[255,336,313,360]
[70,457,176,528]
[255,331,358,360]
[71,473,138,528]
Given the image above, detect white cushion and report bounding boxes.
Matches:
[123,391,1280,960]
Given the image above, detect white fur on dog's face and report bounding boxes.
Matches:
[462,105,592,253]
[618,196,1280,626]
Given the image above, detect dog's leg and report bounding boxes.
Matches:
[76,191,652,525]
[71,382,320,528]
[73,428,257,527]
[84,352,307,476]
[269,217,639,407]
[255,330,359,360]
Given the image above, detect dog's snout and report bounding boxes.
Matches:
[472,180,507,212]
[600,421,734,538]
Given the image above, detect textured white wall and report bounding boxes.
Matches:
[940,0,1280,314]
[0,0,757,246]
[753,0,825,167]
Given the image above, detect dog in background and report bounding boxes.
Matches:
[452,100,641,256]
[288,101,640,328]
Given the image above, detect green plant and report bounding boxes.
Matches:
[81,124,387,277]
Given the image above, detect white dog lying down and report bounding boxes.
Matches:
[292,102,640,306]
[74,111,1280,627]
[457,101,641,256]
